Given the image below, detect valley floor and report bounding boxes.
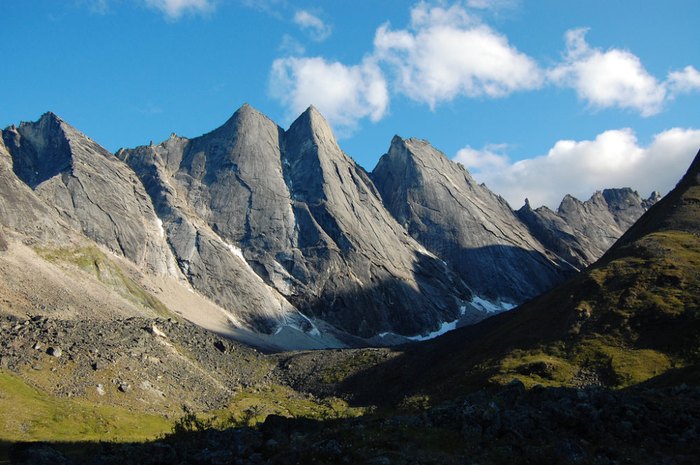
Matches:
[1,312,699,465]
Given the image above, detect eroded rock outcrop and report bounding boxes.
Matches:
[2,113,177,276]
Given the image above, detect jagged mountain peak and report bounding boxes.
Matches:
[203,103,282,142]
[388,136,476,185]
[287,105,339,151]
[3,112,76,189]
[26,111,63,128]
[373,134,572,303]
[375,135,456,176]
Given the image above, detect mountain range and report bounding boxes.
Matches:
[0,105,657,348]
[0,105,698,464]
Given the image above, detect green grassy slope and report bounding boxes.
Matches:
[0,371,171,443]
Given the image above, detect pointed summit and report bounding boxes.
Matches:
[4,112,73,188]
[287,105,338,151]
[209,103,280,140]
[3,112,176,276]
[373,135,572,302]
[37,111,62,125]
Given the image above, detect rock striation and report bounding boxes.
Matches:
[118,105,471,338]
[372,136,574,303]
[2,113,177,276]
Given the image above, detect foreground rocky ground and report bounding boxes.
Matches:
[0,313,273,415]
[2,311,700,464]
[6,381,700,465]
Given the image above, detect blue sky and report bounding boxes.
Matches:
[2,0,700,208]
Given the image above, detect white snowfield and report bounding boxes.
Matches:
[379,295,516,342]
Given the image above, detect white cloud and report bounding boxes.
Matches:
[454,143,510,171]
[668,65,700,95]
[293,10,331,41]
[278,34,305,56]
[456,128,700,209]
[269,2,542,130]
[374,2,542,107]
[548,28,667,116]
[466,0,518,11]
[269,56,388,132]
[144,0,214,19]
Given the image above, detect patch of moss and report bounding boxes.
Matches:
[214,384,366,426]
[491,350,577,388]
[34,246,171,317]
[574,339,672,387]
[0,371,171,443]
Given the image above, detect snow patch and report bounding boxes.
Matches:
[226,242,264,282]
[415,244,438,259]
[470,295,515,313]
[377,297,516,342]
[156,218,165,238]
[407,319,458,341]
[274,312,321,337]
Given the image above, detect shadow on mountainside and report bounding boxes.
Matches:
[294,245,567,341]
[3,379,700,465]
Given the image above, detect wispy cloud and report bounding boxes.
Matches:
[667,65,700,96]
[278,34,305,56]
[144,0,215,20]
[455,128,700,209]
[293,10,331,41]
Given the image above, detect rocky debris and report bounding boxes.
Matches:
[372,136,574,303]
[517,188,659,269]
[0,314,274,412]
[46,346,62,357]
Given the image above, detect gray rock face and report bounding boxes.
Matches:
[119,105,470,338]
[0,129,68,242]
[372,136,573,303]
[1,107,660,344]
[2,113,177,276]
[115,120,303,334]
[517,188,659,270]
